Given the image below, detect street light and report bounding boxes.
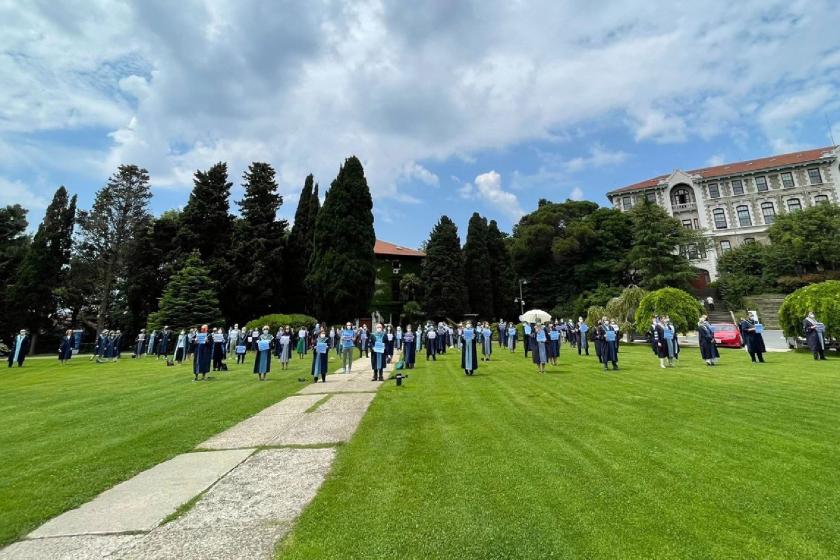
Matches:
[515,279,528,315]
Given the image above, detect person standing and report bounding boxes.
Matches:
[278,326,292,370]
[227,323,240,356]
[403,325,417,369]
[548,323,559,366]
[8,329,30,368]
[461,322,478,375]
[480,322,492,362]
[395,326,403,351]
[425,325,437,361]
[599,317,619,371]
[157,326,172,360]
[697,315,719,366]
[358,325,369,358]
[498,320,507,348]
[296,326,308,358]
[211,327,226,371]
[111,330,122,361]
[311,328,330,383]
[174,329,188,364]
[147,329,157,357]
[193,325,212,381]
[804,312,827,360]
[135,329,146,357]
[577,317,589,356]
[58,329,73,364]
[254,326,274,381]
[370,323,387,381]
[740,314,766,363]
[531,322,548,374]
[385,325,395,363]
[522,322,532,358]
[97,330,113,364]
[507,324,517,351]
[654,317,674,368]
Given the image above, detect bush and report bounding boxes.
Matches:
[717,273,766,310]
[634,287,702,334]
[777,280,840,338]
[244,313,318,333]
[605,285,647,335]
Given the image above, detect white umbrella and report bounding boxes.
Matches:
[519,309,552,324]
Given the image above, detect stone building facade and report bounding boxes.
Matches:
[606,146,840,281]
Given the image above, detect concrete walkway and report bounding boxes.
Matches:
[1,351,400,560]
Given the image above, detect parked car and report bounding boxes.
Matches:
[711,323,743,348]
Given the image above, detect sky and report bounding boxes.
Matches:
[2,0,840,249]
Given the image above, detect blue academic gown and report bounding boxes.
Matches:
[370,333,387,371]
[193,334,212,375]
[461,331,478,373]
[311,336,329,378]
[403,332,416,366]
[253,335,273,374]
[58,336,73,361]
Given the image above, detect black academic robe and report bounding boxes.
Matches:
[370,332,387,371]
[461,332,478,372]
[8,335,30,367]
[385,333,395,361]
[698,322,719,360]
[253,335,273,374]
[58,336,73,361]
[598,325,618,364]
[158,330,172,356]
[311,336,329,377]
[426,332,437,358]
[804,318,825,353]
[110,335,122,358]
[653,324,669,358]
[403,332,416,366]
[480,329,492,356]
[739,320,766,354]
[193,334,213,375]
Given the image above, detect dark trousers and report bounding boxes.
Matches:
[213,353,224,370]
[814,349,826,360]
[578,338,588,355]
[749,351,764,363]
[236,353,245,364]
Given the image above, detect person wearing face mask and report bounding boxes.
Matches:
[480,322,492,362]
[174,329,188,365]
[193,324,213,381]
[329,325,337,349]
[311,328,330,383]
[804,311,827,360]
[234,328,248,365]
[358,325,369,358]
[227,323,240,356]
[425,324,437,361]
[403,324,416,369]
[254,325,274,381]
[277,326,293,369]
[370,323,387,381]
[598,316,619,371]
[211,327,227,371]
[385,325,395,363]
[395,326,403,351]
[697,315,719,366]
[739,313,766,363]
[341,322,355,373]
[296,326,308,358]
[7,329,30,367]
[58,329,73,365]
[653,316,675,368]
[461,322,478,376]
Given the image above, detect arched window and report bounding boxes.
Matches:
[761,202,775,224]
[671,185,694,206]
[814,194,829,205]
[736,205,751,227]
[713,208,727,229]
[787,198,802,212]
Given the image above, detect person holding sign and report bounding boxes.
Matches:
[234,329,248,364]
[804,312,827,360]
[385,325,395,363]
[253,326,274,380]
[311,328,330,382]
[739,313,766,363]
[577,317,589,356]
[480,322,493,362]
[697,315,719,366]
[507,325,517,351]
[340,322,355,373]
[370,323,387,381]
[211,327,227,371]
[403,325,417,369]
[459,322,478,375]
[193,325,212,381]
[522,322,532,357]
[174,329,188,365]
[426,326,437,361]
[598,317,619,371]
[653,317,674,368]
[549,323,560,365]
[277,325,292,370]
[531,322,548,374]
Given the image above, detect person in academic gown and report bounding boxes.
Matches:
[577,318,589,356]
[425,326,437,361]
[358,326,369,358]
[598,317,619,371]
[395,326,403,351]
[370,323,387,381]
[697,316,719,366]
[593,321,604,362]
[157,327,172,360]
[522,322,532,357]
[135,329,146,357]
[653,317,674,368]
[739,315,766,363]
[498,320,507,347]
[311,328,330,382]
[480,322,493,362]
[147,329,157,356]
[235,329,248,365]
[530,323,549,374]
[211,327,227,371]
[227,323,240,356]
[110,331,122,360]
[91,330,105,361]
[460,322,479,375]
[174,330,188,364]
[278,326,293,369]
[804,312,827,360]
[8,329,30,368]
[186,328,197,362]
[547,323,559,366]
[507,325,517,351]
[403,325,417,369]
[193,325,213,381]
[253,325,274,380]
[385,325,395,363]
[58,329,73,364]
[97,331,113,363]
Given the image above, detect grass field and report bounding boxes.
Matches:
[278,344,840,559]
[0,350,329,548]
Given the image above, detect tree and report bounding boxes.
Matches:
[778,280,840,339]
[9,187,77,348]
[486,220,516,320]
[715,243,773,309]
[634,287,703,334]
[768,203,840,274]
[627,200,706,289]
[147,253,222,330]
[76,165,152,333]
[306,156,376,322]
[177,162,236,320]
[0,204,30,337]
[399,272,422,302]
[606,285,648,337]
[285,174,320,311]
[463,212,494,319]
[422,215,467,319]
[232,162,288,320]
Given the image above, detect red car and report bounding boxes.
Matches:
[711,323,743,348]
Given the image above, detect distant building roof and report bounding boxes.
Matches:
[374,239,425,258]
[608,146,836,196]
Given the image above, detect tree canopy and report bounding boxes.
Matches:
[422,215,467,319]
[147,252,222,330]
[463,212,494,319]
[778,280,840,339]
[634,287,703,334]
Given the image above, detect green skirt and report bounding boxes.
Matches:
[296,338,306,353]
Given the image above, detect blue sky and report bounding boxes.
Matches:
[2,1,840,249]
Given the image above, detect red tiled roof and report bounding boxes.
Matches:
[608,146,836,195]
[374,239,425,258]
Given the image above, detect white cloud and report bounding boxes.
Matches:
[564,144,629,173]
[706,153,726,166]
[0,177,49,211]
[399,161,439,186]
[460,171,524,221]
[570,187,584,201]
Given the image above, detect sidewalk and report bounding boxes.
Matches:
[0,351,400,560]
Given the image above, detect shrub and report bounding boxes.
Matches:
[245,313,318,333]
[717,273,766,309]
[634,287,702,334]
[777,280,840,339]
[605,285,648,335]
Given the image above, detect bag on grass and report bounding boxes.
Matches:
[395,360,405,370]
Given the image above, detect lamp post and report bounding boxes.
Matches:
[514,279,528,316]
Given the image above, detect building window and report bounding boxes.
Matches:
[720,240,731,252]
[780,172,795,188]
[736,205,752,227]
[761,202,776,225]
[814,194,829,205]
[743,238,756,245]
[622,195,632,210]
[693,218,700,229]
[680,243,707,260]
[708,184,720,198]
[682,219,693,229]
[755,176,768,192]
[787,198,802,212]
[731,179,744,195]
[808,168,822,185]
[713,208,727,229]
[646,192,656,203]
[671,186,693,206]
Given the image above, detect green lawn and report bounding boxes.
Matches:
[279,344,840,559]
[0,350,325,547]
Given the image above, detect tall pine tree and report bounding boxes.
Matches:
[233,162,288,320]
[147,252,222,329]
[285,174,320,311]
[306,156,376,322]
[10,187,77,347]
[0,205,30,337]
[422,215,467,319]
[463,212,494,319]
[486,219,516,320]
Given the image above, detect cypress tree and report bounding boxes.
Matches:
[10,187,77,343]
[463,212,494,319]
[285,174,320,311]
[486,219,516,320]
[232,162,288,319]
[0,205,30,337]
[147,252,222,329]
[422,215,467,319]
[306,156,376,322]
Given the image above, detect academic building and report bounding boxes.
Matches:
[370,239,425,323]
[607,146,840,283]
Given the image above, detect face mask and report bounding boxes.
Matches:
[376,328,382,333]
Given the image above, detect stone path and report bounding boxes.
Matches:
[1,351,400,560]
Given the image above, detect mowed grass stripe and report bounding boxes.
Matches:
[278,345,840,559]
